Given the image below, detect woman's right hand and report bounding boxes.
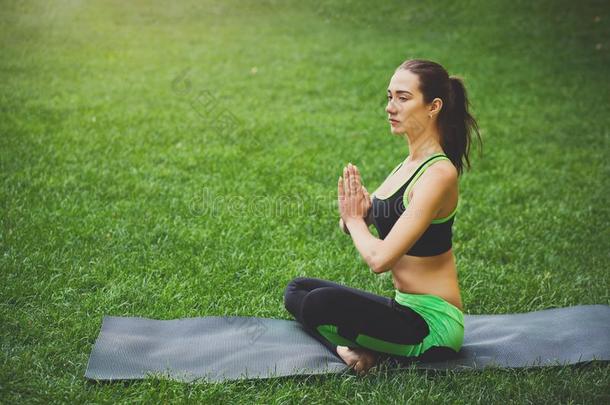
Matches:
[339,184,371,234]
[338,165,372,234]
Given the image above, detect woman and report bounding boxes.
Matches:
[284,59,482,375]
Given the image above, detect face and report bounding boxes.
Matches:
[386,69,442,137]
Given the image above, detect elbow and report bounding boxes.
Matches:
[367,243,393,274]
[370,253,399,274]
[370,258,390,275]
[367,252,381,274]
[371,264,390,275]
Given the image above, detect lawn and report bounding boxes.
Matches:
[1,0,609,403]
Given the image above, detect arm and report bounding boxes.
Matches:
[345,165,456,274]
[342,217,384,273]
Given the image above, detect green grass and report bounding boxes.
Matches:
[1,0,609,403]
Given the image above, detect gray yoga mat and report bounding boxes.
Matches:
[85,305,610,383]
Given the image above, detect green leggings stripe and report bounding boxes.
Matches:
[316,324,361,347]
[316,324,427,357]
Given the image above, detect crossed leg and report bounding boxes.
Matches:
[283,277,431,373]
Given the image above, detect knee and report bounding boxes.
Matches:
[283,277,310,297]
[300,287,341,324]
[283,276,308,307]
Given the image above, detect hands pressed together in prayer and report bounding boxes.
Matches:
[338,163,371,233]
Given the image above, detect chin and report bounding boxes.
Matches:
[390,127,405,135]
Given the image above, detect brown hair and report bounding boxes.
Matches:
[396,59,483,176]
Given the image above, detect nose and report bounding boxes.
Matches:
[386,100,397,114]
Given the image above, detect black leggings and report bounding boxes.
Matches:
[283,277,457,366]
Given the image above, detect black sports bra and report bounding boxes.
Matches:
[371,153,457,257]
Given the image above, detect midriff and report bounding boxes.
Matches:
[390,248,463,311]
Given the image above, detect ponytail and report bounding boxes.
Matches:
[441,75,482,176]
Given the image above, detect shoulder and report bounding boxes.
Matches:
[427,159,458,183]
[408,159,457,199]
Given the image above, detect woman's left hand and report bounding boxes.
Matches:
[338,163,370,223]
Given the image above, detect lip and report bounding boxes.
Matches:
[389,119,399,125]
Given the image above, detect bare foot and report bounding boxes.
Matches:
[336,345,379,375]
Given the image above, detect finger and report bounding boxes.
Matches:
[354,168,362,188]
[344,166,353,195]
[349,172,357,195]
[354,165,362,187]
[338,177,346,213]
[350,168,358,194]
[362,185,369,198]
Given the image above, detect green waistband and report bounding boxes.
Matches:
[394,289,464,327]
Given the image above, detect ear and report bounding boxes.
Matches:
[430,97,443,116]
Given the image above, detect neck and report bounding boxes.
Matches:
[403,128,444,163]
